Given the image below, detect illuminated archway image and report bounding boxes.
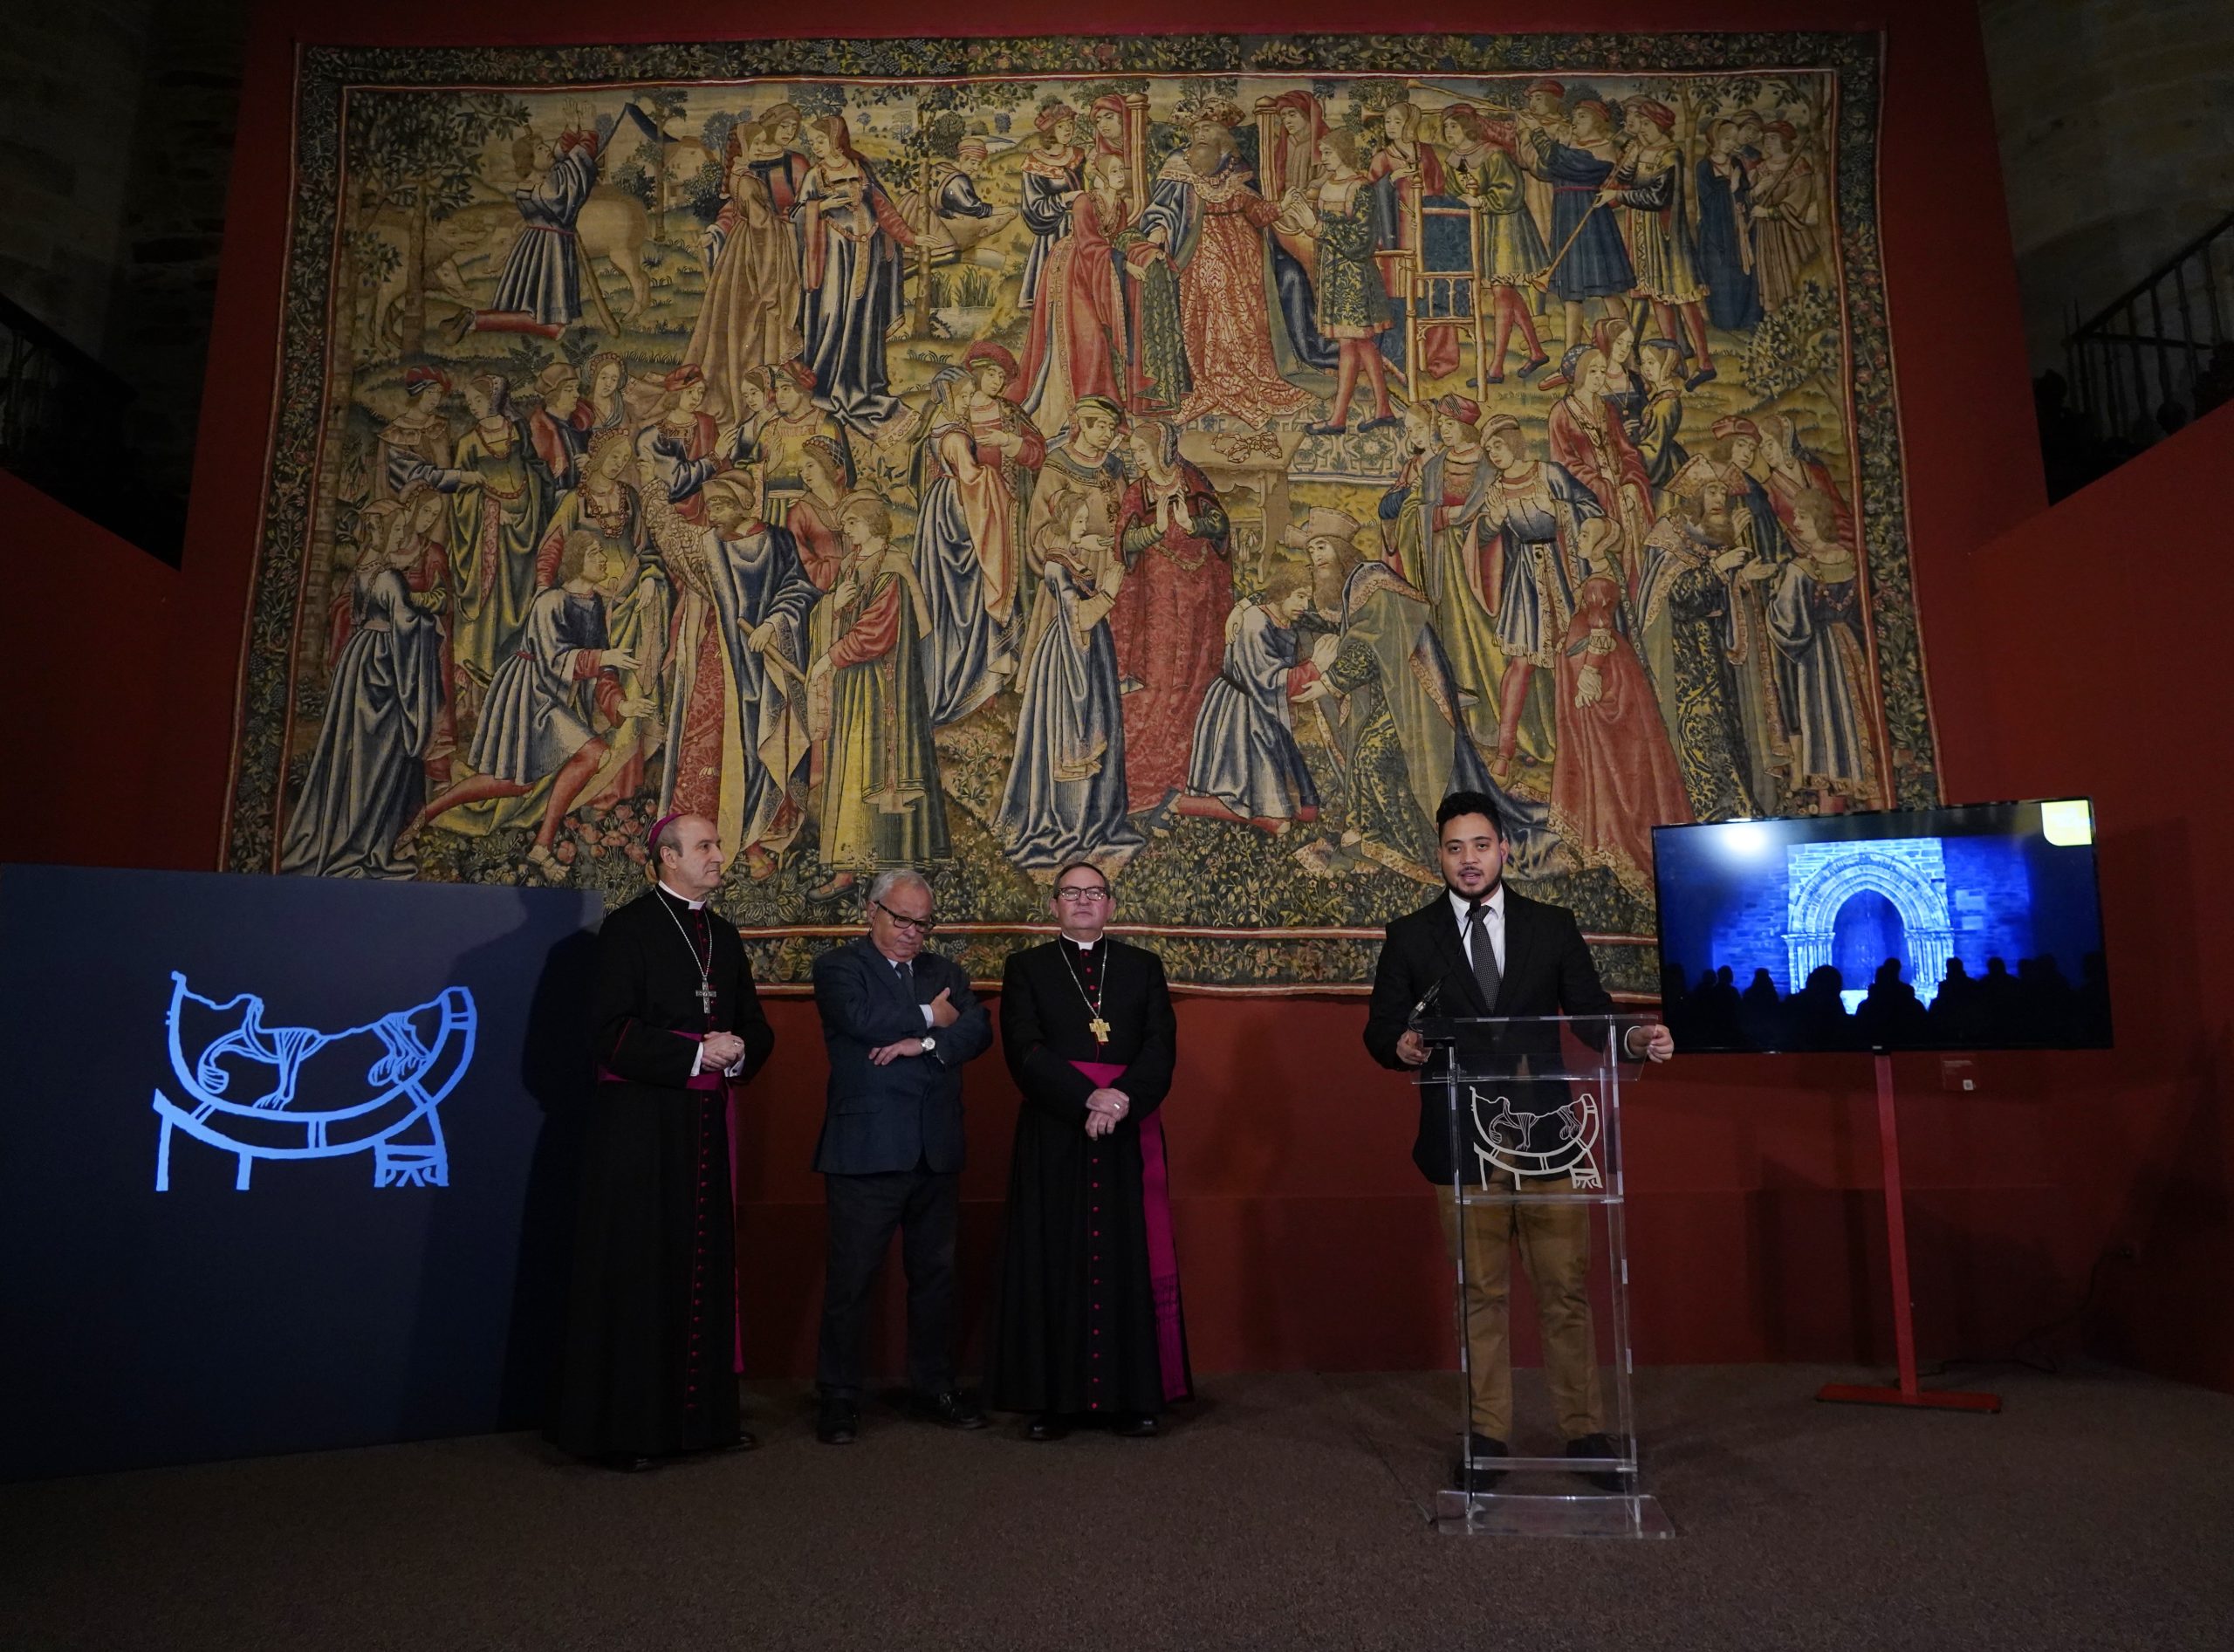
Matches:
[1783,840,1955,1007]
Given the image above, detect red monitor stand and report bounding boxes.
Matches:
[1816,1052,2003,1414]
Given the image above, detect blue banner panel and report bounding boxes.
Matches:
[0,867,602,1480]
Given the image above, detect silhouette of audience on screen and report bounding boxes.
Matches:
[1658,950,2111,1051]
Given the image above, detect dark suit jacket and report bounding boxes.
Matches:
[1363,888,1618,1182]
[812,935,993,1175]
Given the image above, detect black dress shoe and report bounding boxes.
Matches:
[1566,1431,1627,1492]
[1450,1433,1507,1491]
[917,1390,989,1430]
[1024,1412,1069,1442]
[601,1452,657,1473]
[815,1398,859,1445]
[1111,1412,1159,1438]
[723,1429,759,1452]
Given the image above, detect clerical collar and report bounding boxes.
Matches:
[1066,934,1104,951]
[657,881,709,912]
[1449,884,1504,928]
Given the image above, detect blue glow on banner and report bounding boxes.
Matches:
[153,972,477,1192]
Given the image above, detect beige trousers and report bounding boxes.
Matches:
[1438,1173,1604,1442]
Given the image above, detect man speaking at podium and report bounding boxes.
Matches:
[1364,791,1673,1488]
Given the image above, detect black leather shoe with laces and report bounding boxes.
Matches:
[916,1390,989,1430]
[1450,1433,1507,1491]
[815,1398,859,1445]
[1566,1431,1628,1492]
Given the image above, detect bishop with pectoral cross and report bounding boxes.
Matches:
[552,812,775,1470]
[985,860,1192,1441]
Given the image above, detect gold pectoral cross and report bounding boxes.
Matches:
[1089,1016,1111,1045]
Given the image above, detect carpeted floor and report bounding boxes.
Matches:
[2,1364,2229,1651]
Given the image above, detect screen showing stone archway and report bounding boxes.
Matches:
[1650,801,2111,1052]
[224,31,1932,991]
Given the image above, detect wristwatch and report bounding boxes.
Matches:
[920,1034,938,1054]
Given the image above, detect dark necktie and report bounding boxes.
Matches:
[1468,901,1502,1011]
[895,959,914,1004]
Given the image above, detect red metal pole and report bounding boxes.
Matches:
[1874,1053,1921,1398]
[1817,1055,2002,1414]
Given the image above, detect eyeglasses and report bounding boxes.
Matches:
[1054,886,1111,903]
[872,899,936,936]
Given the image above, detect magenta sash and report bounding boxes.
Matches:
[597,1064,727,1093]
[1072,1059,1189,1403]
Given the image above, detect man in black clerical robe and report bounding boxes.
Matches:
[987,860,1189,1439]
[552,812,774,1469]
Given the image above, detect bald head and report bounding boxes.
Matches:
[655,813,725,899]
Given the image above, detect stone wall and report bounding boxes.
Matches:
[1983,0,2234,378]
[1942,836,2034,969]
[0,1,159,356]
[0,0,244,531]
[112,2,249,506]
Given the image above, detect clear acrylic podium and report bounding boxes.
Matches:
[1416,1013,1673,1539]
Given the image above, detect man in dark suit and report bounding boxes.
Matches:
[810,867,994,1444]
[1364,791,1673,1488]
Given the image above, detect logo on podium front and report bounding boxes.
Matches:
[1467,1087,1603,1189]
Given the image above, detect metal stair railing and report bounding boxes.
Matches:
[2064,207,2234,444]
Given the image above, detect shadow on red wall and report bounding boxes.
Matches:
[1945,403,2234,1395]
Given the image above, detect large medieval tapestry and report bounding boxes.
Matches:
[224,32,1935,991]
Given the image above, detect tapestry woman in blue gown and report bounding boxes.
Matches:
[1469,414,1607,778]
[997,485,1144,871]
[793,115,917,428]
[913,362,1045,727]
[1180,570,1323,831]
[1767,493,1884,813]
[280,507,448,878]
[1695,120,1763,333]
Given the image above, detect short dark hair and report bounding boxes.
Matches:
[1052,860,1111,894]
[1435,791,1506,839]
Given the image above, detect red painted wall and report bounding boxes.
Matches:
[4,472,179,867]
[30,0,2162,1386]
[1936,404,2234,1394]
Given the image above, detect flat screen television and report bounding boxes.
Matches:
[1650,799,2112,1053]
